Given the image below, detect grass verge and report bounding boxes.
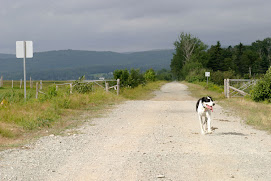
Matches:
[121,81,167,100]
[183,81,271,133]
[0,81,166,150]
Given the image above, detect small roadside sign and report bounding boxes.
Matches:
[16,41,34,101]
[16,41,33,58]
[205,72,210,85]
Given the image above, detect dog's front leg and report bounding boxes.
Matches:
[198,115,205,134]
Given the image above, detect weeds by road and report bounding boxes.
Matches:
[0,81,166,150]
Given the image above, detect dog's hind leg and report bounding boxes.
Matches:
[206,113,212,133]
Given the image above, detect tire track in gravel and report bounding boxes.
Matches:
[1,82,271,181]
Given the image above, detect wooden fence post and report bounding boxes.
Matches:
[40,80,42,90]
[105,82,109,92]
[20,79,22,89]
[30,77,33,89]
[12,80,14,88]
[70,83,72,94]
[56,85,58,91]
[226,79,230,98]
[0,76,3,87]
[117,79,120,95]
[36,82,39,99]
[224,79,227,98]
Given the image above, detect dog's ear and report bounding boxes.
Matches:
[201,97,207,102]
[207,96,213,101]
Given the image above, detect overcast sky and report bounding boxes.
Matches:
[1,0,271,54]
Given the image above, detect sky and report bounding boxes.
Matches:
[1,0,271,54]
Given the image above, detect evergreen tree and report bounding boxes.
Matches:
[207,41,223,71]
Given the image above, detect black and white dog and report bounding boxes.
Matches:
[196,96,215,134]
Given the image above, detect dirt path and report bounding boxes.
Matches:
[1,82,271,181]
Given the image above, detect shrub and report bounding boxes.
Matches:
[113,69,129,87]
[181,61,208,82]
[73,76,93,94]
[144,68,156,82]
[128,69,145,88]
[211,70,235,85]
[47,85,58,98]
[250,67,271,102]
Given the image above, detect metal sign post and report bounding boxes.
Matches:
[16,41,33,101]
[205,72,210,85]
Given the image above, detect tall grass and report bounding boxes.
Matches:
[0,81,165,140]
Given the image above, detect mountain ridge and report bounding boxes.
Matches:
[0,49,174,80]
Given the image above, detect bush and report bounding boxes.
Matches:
[113,69,129,87]
[73,76,93,94]
[211,70,235,85]
[144,68,156,82]
[181,61,208,82]
[128,69,145,88]
[47,85,58,98]
[251,67,271,102]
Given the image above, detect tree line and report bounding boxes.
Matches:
[170,32,271,85]
[113,68,172,88]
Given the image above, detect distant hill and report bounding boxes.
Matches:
[0,49,174,80]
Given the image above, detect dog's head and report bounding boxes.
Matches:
[202,96,215,111]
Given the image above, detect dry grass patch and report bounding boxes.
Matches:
[220,98,271,132]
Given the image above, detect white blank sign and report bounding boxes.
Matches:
[16,41,33,58]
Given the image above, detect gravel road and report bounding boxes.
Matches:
[1,82,271,181]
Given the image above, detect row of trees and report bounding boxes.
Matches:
[113,68,154,88]
[113,68,172,88]
[170,33,271,84]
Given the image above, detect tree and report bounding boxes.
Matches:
[207,41,223,71]
[252,38,271,74]
[170,32,207,80]
[156,69,172,81]
[234,43,245,74]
